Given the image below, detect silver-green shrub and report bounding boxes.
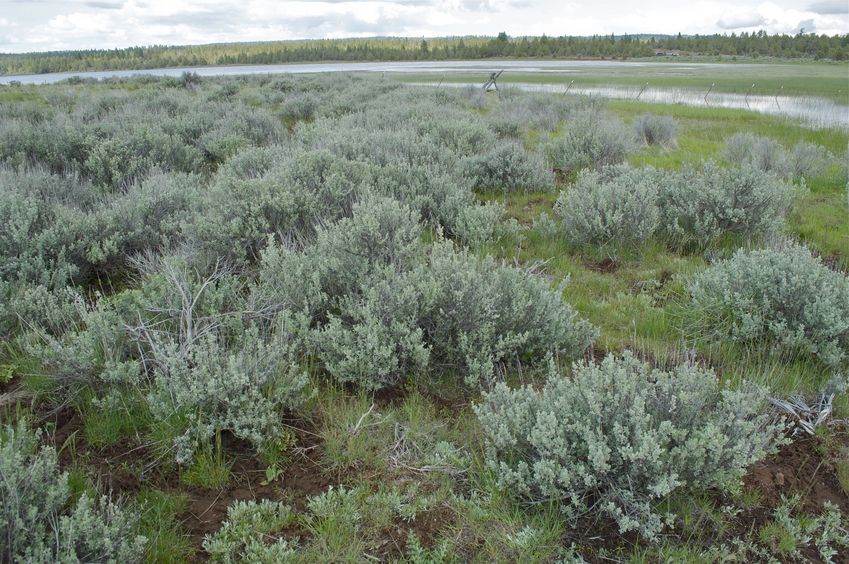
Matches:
[187,148,367,263]
[0,420,146,563]
[203,500,297,563]
[657,161,797,247]
[129,254,309,464]
[255,200,596,391]
[475,353,784,538]
[414,241,598,387]
[544,110,633,175]
[460,142,554,193]
[554,165,660,247]
[689,244,849,368]
[725,133,831,182]
[633,114,678,147]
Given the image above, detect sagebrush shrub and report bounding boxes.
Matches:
[475,353,784,538]
[633,114,677,147]
[129,254,309,463]
[187,148,366,263]
[460,142,554,193]
[0,420,146,563]
[203,500,297,563]
[554,165,660,247]
[544,111,633,175]
[689,244,849,367]
[657,161,797,247]
[724,133,830,182]
[417,241,598,387]
[255,200,596,390]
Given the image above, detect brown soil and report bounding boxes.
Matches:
[180,428,331,551]
[372,503,456,561]
[745,432,848,515]
[47,408,333,560]
[585,257,620,273]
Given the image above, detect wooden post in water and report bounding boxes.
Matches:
[564,79,574,95]
[745,83,754,109]
[775,85,783,110]
[704,82,715,106]
[636,82,648,100]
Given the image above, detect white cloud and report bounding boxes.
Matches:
[0,0,846,53]
[717,10,766,29]
[807,1,848,15]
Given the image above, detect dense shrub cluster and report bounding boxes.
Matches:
[725,132,832,182]
[460,141,554,193]
[475,353,784,538]
[4,77,595,467]
[0,76,559,334]
[256,198,597,390]
[554,162,797,248]
[554,165,660,247]
[544,110,634,175]
[657,161,796,246]
[0,420,146,563]
[690,244,849,367]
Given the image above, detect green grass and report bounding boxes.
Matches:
[134,489,195,563]
[314,386,394,477]
[181,436,232,490]
[395,61,849,103]
[79,391,153,448]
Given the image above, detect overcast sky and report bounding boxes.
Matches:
[1,0,847,53]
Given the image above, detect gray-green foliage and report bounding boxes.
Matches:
[657,161,797,247]
[633,114,678,147]
[755,495,849,563]
[128,254,309,464]
[552,161,797,250]
[544,110,634,175]
[0,420,146,563]
[725,133,831,182]
[690,244,849,368]
[475,353,784,538]
[256,198,596,390]
[460,141,554,193]
[554,165,660,247]
[415,242,597,387]
[187,147,366,262]
[203,500,297,563]
[0,166,202,333]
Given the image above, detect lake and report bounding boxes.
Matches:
[2,59,846,129]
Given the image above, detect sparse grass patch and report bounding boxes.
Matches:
[315,386,395,476]
[79,391,152,449]
[180,436,232,490]
[135,489,194,563]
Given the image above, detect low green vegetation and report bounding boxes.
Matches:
[1,71,847,562]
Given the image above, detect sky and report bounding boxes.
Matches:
[0,0,847,53]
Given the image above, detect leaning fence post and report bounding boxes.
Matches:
[704,82,714,105]
[636,82,648,100]
[745,83,754,109]
[564,79,574,95]
[775,85,783,110]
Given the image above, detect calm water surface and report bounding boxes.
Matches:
[2,60,846,128]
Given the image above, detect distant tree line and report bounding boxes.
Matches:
[1,31,846,75]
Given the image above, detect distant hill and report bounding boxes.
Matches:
[1,32,846,76]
